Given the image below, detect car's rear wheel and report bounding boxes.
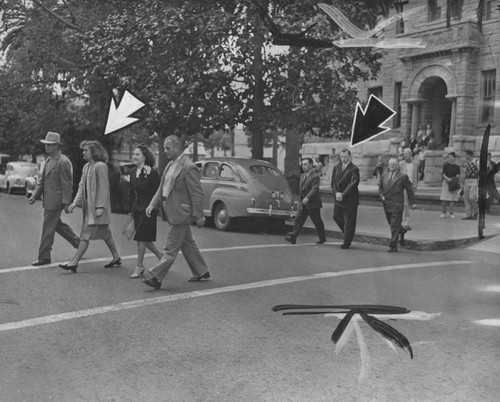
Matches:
[213,202,232,231]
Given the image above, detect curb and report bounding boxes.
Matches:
[298,226,497,251]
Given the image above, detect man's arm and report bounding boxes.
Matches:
[60,158,74,206]
[185,165,205,226]
[305,174,320,201]
[342,166,360,197]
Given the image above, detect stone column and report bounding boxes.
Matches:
[446,95,457,147]
[404,99,424,139]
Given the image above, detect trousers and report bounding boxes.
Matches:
[333,205,358,246]
[150,223,209,282]
[289,205,326,241]
[38,208,80,260]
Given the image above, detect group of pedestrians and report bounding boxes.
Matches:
[286,148,416,252]
[29,132,210,290]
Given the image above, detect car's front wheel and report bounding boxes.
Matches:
[213,202,232,231]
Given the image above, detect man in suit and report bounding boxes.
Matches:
[29,132,80,265]
[285,158,326,245]
[379,157,416,252]
[331,149,360,249]
[399,148,419,231]
[143,135,209,289]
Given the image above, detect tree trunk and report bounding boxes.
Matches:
[249,2,265,160]
[285,127,301,195]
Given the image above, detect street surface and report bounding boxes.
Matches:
[0,191,499,401]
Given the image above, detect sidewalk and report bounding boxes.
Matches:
[299,199,500,251]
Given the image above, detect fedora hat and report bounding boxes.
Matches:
[40,131,61,144]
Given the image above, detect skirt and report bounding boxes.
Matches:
[133,210,157,242]
[440,179,459,202]
[80,206,112,241]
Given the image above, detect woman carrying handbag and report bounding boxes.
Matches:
[128,144,163,278]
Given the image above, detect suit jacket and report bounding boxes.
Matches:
[32,150,73,210]
[331,162,360,208]
[379,171,416,213]
[298,171,322,210]
[399,159,419,189]
[129,167,161,212]
[73,161,111,225]
[149,154,204,225]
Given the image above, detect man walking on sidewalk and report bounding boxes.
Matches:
[331,149,360,249]
[379,158,416,252]
[399,148,419,230]
[463,150,479,220]
[285,158,326,245]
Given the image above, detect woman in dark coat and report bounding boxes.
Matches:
[440,151,461,218]
[129,144,162,278]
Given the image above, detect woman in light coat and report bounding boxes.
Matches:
[60,140,121,272]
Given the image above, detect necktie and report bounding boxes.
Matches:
[389,172,394,181]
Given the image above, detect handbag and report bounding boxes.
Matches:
[448,177,460,192]
[122,215,136,240]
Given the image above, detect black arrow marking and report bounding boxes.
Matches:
[351,94,396,146]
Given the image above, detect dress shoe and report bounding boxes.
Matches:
[32,259,51,266]
[104,257,122,268]
[340,244,350,249]
[129,267,145,278]
[316,239,326,245]
[143,275,161,290]
[59,263,78,273]
[387,247,398,252]
[188,272,210,282]
[462,216,474,220]
[285,236,296,244]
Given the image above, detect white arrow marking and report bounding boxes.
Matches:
[104,90,145,135]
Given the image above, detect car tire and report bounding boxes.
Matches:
[213,202,232,231]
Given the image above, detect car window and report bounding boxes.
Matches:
[219,164,238,181]
[203,162,219,178]
[249,165,280,176]
[15,165,37,175]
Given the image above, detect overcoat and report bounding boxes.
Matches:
[73,161,111,225]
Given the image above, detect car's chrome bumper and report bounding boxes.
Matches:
[247,207,296,218]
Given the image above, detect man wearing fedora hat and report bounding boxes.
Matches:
[29,131,80,265]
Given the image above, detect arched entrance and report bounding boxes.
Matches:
[406,65,458,147]
[418,77,451,147]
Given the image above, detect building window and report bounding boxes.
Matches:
[393,82,402,128]
[394,0,405,34]
[483,0,494,21]
[480,69,496,123]
[447,0,463,20]
[428,0,441,21]
[368,86,383,100]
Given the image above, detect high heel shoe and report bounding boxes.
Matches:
[104,257,122,268]
[130,267,145,278]
[59,263,78,273]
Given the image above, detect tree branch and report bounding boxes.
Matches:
[31,0,83,32]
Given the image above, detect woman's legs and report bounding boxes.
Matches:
[449,201,455,216]
[145,241,163,260]
[104,235,120,260]
[68,240,89,266]
[442,201,447,214]
[137,241,147,268]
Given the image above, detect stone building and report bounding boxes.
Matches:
[324,0,499,185]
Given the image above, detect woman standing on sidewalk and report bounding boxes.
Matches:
[440,152,460,219]
[60,141,121,272]
[128,144,162,278]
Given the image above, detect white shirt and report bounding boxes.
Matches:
[405,162,414,184]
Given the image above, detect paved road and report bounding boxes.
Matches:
[0,192,499,401]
